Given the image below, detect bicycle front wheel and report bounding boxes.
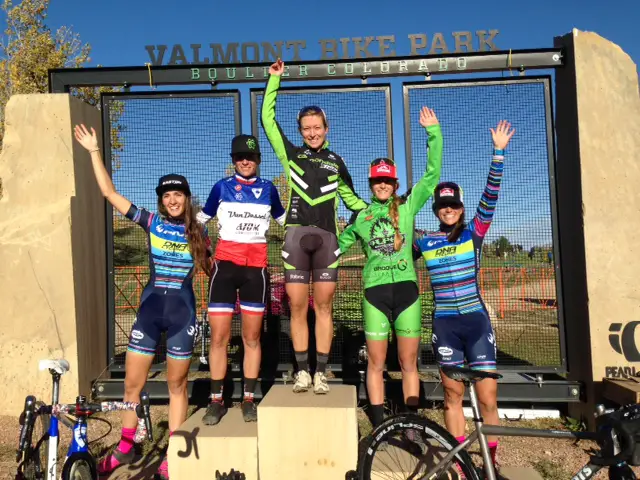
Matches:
[61,452,96,480]
[358,413,479,480]
[17,400,50,480]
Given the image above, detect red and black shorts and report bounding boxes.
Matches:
[207,259,269,317]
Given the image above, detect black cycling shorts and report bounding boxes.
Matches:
[282,226,340,283]
[128,288,197,361]
[208,260,269,316]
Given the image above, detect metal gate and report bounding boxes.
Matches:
[100,77,564,376]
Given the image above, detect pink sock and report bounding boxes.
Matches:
[488,440,499,464]
[117,427,136,455]
[455,435,466,444]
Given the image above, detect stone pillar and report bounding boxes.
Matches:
[0,94,107,415]
[554,29,640,424]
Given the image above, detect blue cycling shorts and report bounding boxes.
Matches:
[432,310,497,371]
[127,288,197,361]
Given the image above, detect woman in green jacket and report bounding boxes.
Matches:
[339,107,443,427]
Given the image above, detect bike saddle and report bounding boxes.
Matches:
[441,365,502,382]
[39,359,71,375]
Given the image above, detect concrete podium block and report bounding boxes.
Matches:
[257,385,358,480]
[168,407,258,480]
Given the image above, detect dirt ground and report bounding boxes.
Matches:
[3,404,639,480]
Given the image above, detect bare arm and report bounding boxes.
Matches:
[74,124,131,216]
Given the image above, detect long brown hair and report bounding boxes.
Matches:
[158,198,211,277]
[446,210,466,243]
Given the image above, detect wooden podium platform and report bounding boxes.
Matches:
[257,385,358,480]
[167,384,359,479]
[168,407,259,480]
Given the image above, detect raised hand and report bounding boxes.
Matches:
[268,58,285,76]
[419,107,438,127]
[491,121,515,150]
[74,124,99,152]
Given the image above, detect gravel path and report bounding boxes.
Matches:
[3,406,639,479]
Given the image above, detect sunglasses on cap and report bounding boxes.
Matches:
[369,177,397,186]
[232,153,260,162]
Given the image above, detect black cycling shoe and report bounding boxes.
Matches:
[202,401,227,426]
[241,400,257,422]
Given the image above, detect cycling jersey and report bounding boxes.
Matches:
[125,203,210,360]
[127,204,210,290]
[338,124,443,289]
[416,151,505,318]
[261,75,366,235]
[198,174,286,268]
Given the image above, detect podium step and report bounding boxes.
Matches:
[257,385,358,480]
[168,407,258,480]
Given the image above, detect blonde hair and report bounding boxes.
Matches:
[388,193,404,251]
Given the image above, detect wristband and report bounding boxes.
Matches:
[89,148,100,153]
[494,148,505,155]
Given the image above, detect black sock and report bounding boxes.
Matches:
[316,351,329,374]
[244,378,257,401]
[404,403,419,414]
[210,379,223,403]
[294,350,308,372]
[370,404,384,428]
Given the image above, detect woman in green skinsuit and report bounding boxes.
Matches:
[338,106,443,428]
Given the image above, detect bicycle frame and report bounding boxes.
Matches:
[45,371,61,479]
[422,382,604,480]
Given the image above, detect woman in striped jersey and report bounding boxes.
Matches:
[74,124,212,480]
[415,120,515,473]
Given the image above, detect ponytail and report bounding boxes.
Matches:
[389,193,404,251]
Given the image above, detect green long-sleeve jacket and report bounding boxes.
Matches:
[338,124,443,289]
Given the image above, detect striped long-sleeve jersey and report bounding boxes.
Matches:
[416,150,505,318]
[126,204,212,291]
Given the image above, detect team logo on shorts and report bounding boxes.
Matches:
[131,330,144,340]
[438,346,453,357]
[431,333,437,344]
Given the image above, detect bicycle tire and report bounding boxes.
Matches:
[61,452,96,480]
[357,413,479,480]
[17,401,50,480]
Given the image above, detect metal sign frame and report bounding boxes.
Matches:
[100,89,242,372]
[403,75,566,373]
[49,49,563,92]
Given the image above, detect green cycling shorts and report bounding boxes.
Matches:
[363,281,421,340]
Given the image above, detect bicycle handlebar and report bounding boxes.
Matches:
[48,392,154,441]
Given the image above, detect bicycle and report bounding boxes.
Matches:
[15,358,154,480]
[350,365,640,480]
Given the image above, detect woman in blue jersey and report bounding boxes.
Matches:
[74,124,212,479]
[415,120,515,472]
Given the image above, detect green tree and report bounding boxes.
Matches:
[0,0,123,196]
[494,236,512,258]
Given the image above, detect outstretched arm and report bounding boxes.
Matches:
[261,59,295,177]
[338,215,361,254]
[270,182,287,226]
[471,120,515,238]
[337,160,367,212]
[197,181,222,224]
[74,124,131,217]
[405,107,443,216]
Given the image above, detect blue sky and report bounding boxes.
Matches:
[39,0,639,248]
